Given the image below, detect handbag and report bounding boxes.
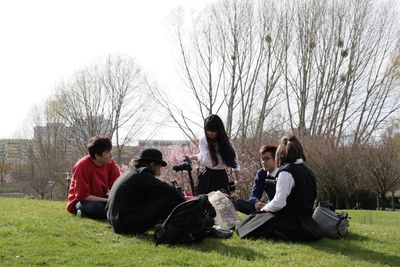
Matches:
[312,202,350,238]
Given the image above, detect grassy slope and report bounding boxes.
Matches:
[0,197,399,267]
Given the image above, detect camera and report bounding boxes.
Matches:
[172,157,192,172]
[172,157,196,195]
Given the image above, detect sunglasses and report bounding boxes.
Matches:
[261,156,274,161]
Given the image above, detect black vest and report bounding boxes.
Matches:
[276,163,317,216]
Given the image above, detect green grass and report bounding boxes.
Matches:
[0,198,399,267]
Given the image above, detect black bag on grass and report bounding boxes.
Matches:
[154,194,216,245]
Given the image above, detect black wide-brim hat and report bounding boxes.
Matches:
[136,148,167,167]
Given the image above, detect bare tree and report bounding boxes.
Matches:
[50,67,109,153]
[156,0,283,145]
[23,106,77,199]
[50,55,151,163]
[361,141,400,210]
[100,55,151,163]
[282,0,400,146]
[0,152,11,185]
[161,0,400,150]
[360,120,400,210]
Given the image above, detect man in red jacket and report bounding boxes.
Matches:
[67,136,120,219]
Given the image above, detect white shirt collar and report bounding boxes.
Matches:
[295,158,304,164]
[268,169,279,177]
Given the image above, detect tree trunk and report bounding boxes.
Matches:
[391,191,395,211]
[376,194,381,210]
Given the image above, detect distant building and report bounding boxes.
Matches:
[114,145,140,165]
[72,115,112,138]
[138,139,189,148]
[33,123,69,141]
[0,139,31,164]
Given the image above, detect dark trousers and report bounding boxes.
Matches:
[235,199,256,215]
[113,198,182,234]
[238,210,323,242]
[76,201,107,220]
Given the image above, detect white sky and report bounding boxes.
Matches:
[0,0,215,139]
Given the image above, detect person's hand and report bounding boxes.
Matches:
[187,155,199,161]
[182,156,189,161]
[255,201,265,212]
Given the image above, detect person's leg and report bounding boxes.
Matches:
[235,199,256,215]
[118,198,180,234]
[76,201,107,220]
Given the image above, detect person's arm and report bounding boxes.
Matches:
[189,154,198,161]
[141,171,185,202]
[189,137,205,162]
[230,140,241,173]
[234,170,241,183]
[85,194,108,202]
[108,161,121,188]
[72,164,91,202]
[248,170,265,205]
[261,171,295,212]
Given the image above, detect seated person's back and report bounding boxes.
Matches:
[106,148,184,234]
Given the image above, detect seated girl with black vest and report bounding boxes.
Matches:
[237,134,323,242]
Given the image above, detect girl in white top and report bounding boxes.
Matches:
[237,134,322,242]
[189,114,241,194]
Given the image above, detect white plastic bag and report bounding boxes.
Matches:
[207,190,240,230]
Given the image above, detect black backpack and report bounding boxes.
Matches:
[154,194,216,245]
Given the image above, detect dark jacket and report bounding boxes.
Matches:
[106,166,184,230]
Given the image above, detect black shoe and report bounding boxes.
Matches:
[208,228,233,239]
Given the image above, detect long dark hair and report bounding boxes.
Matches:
[204,114,237,168]
[275,134,306,167]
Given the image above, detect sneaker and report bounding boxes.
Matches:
[76,209,84,218]
[208,227,233,239]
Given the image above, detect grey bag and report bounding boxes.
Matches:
[312,203,349,238]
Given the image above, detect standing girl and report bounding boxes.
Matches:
[189,114,241,194]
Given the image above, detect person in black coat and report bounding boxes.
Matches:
[106,148,185,234]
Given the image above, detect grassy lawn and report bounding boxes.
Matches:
[0,197,399,267]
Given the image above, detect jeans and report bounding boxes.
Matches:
[76,201,107,220]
